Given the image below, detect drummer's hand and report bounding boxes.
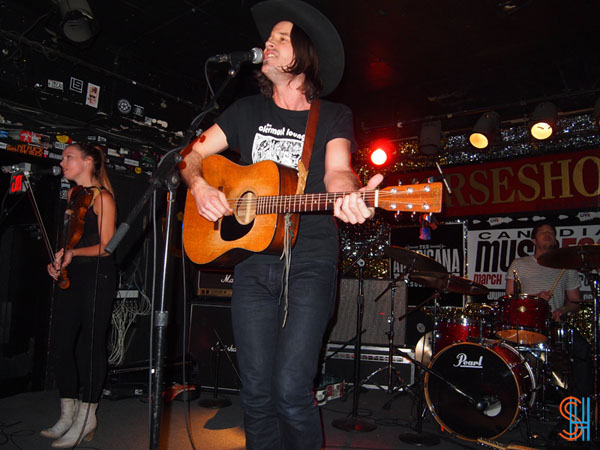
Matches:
[552,309,564,322]
[537,290,552,301]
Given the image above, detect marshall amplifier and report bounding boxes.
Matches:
[196,269,234,298]
[188,300,240,392]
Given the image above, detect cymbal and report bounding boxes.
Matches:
[537,245,600,270]
[384,246,447,273]
[415,332,433,366]
[409,271,489,295]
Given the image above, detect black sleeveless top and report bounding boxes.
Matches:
[71,187,114,264]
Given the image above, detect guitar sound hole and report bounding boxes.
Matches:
[220,215,254,242]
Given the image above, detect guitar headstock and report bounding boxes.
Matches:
[377,182,443,213]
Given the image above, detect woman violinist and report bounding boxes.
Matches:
[43,143,117,448]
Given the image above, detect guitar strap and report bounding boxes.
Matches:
[295,99,321,194]
[282,99,322,327]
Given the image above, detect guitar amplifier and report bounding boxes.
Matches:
[196,269,234,298]
[324,344,415,390]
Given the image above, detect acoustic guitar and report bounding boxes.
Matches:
[182,155,443,266]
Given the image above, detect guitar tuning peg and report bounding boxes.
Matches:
[394,211,402,221]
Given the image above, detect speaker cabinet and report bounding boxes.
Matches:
[188,299,240,391]
[329,279,407,346]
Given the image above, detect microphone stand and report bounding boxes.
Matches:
[103,58,244,450]
[332,260,377,432]
[105,161,181,450]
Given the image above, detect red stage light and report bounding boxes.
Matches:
[370,148,388,166]
[369,139,394,167]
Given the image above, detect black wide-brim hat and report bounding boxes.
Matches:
[251,0,345,97]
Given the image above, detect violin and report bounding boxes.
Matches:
[56,186,98,289]
[20,174,99,290]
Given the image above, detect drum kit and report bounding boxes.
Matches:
[383,244,600,444]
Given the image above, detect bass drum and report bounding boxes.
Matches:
[424,342,535,441]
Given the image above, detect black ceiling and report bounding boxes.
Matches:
[1,0,599,145]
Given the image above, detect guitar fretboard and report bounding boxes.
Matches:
[254,191,374,214]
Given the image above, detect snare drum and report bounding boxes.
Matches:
[424,342,535,442]
[496,294,550,345]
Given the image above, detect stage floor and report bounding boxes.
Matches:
[0,384,592,450]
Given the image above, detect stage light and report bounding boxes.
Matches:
[55,0,99,44]
[529,102,558,140]
[594,98,600,129]
[419,121,442,155]
[469,112,500,149]
[368,139,394,167]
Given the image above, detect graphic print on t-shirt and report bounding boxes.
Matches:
[252,123,305,169]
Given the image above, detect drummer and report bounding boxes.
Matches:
[505,222,592,399]
[506,222,581,319]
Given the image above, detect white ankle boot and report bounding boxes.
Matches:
[51,402,97,448]
[40,398,79,439]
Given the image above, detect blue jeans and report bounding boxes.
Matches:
[231,260,338,450]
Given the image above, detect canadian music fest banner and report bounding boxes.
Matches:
[467,222,600,301]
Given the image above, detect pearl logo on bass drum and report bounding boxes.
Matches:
[453,353,483,369]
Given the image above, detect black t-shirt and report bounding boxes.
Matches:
[215,95,357,264]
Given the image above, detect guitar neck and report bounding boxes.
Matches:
[253,190,373,214]
[238,182,442,215]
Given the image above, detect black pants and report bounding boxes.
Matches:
[52,258,116,403]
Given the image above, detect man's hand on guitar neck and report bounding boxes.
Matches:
[333,174,384,224]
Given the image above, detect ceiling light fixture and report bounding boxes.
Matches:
[469,111,500,149]
[529,102,558,140]
[55,0,99,44]
[419,121,442,155]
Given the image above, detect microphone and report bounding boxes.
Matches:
[207,47,264,66]
[435,162,452,195]
[475,399,489,411]
[513,270,521,297]
[475,396,501,415]
[1,162,62,176]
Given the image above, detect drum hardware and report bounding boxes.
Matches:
[197,328,240,409]
[331,259,377,433]
[388,248,543,444]
[362,274,415,407]
[538,245,600,441]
